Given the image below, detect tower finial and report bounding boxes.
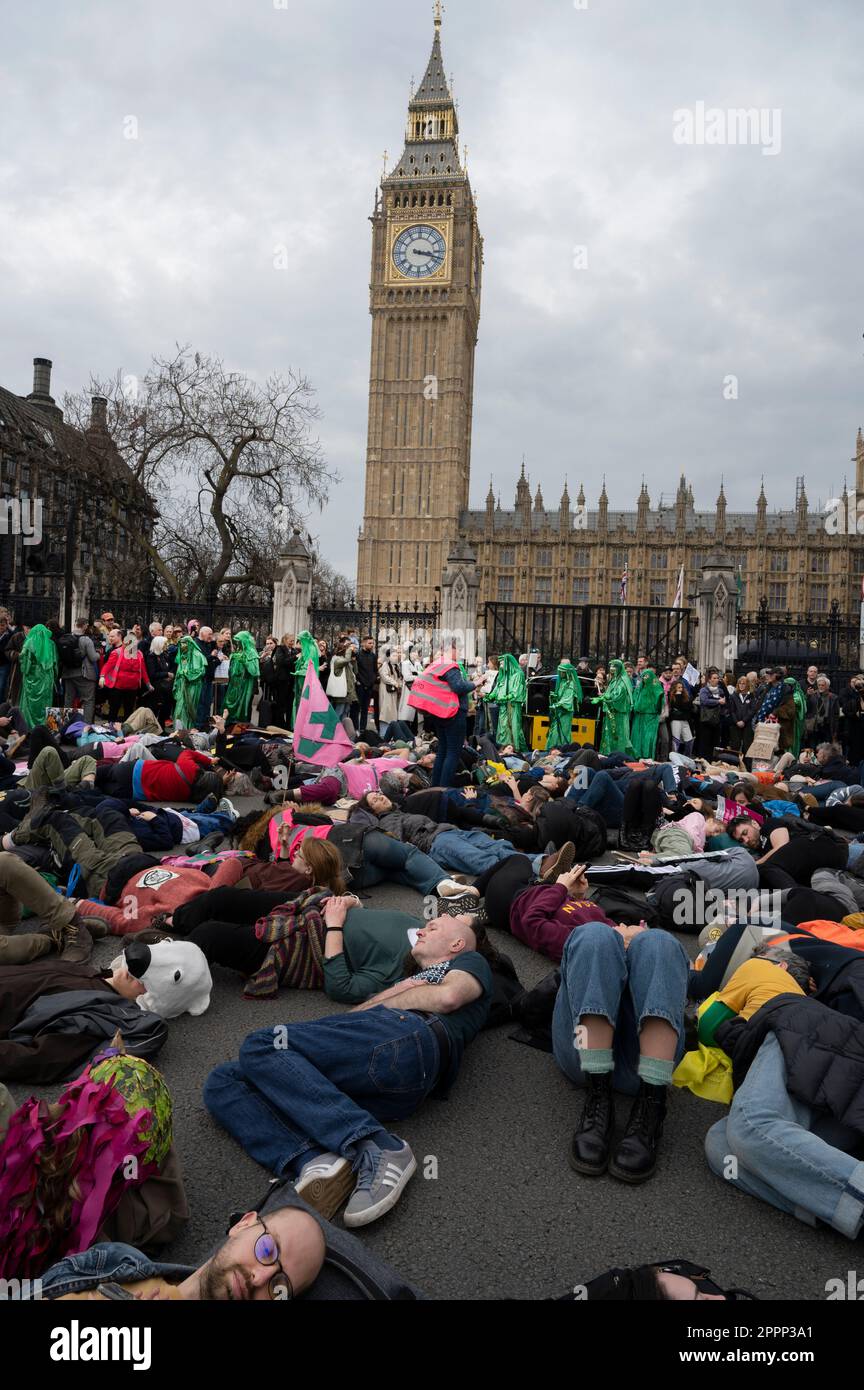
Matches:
[434,0,443,30]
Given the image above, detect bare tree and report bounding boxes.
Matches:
[63,347,335,601]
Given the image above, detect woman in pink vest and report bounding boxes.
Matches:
[413,648,483,788]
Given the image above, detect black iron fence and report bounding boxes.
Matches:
[484,602,693,670]
[87,596,273,640]
[736,597,861,688]
[310,598,440,654]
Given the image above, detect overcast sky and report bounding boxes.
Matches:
[2,0,862,576]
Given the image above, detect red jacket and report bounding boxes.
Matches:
[137,749,215,801]
[101,648,149,691]
[509,884,617,962]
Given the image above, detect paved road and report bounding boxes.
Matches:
[8,807,854,1301]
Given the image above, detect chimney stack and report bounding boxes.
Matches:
[27,356,63,422]
[31,357,53,400]
[90,395,108,432]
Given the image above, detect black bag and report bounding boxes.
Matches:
[328,822,369,872]
[700,704,721,726]
[256,698,274,728]
[57,632,83,670]
[569,806,608,860]
[589,884,658,926]
[259,656,275,685]
[508,968,561,1052]
[484,951,525,1029]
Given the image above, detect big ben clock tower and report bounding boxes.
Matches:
[356,5,483,610]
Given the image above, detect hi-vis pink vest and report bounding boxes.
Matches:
[407,660,459,719]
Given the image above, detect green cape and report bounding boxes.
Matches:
[292,631,320,720]
[225,631,261,725]
[785,676,808,758]
[547,661,584,749]
[19,624,58,729]
[492,653,528,750]
[631,669,664,758]
[593,658,635,756]
[173,636,208,728]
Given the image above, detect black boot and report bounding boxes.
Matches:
[569,1072,615,1176]
[609,1081,667,1184]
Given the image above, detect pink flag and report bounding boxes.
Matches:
[292,661,354,766]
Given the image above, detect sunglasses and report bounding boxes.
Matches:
[253,1216,293,1301]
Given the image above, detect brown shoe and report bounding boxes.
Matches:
[51,922,93,964]
[75,913,111,940]
[540,841,576,882]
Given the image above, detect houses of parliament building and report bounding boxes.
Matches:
[356,10,864,621]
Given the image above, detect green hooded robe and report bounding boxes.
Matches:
[173,635,208,729]
[631,669,664,759]
[785,676,808,758]
[224,631,261,725]
[491,652,528,751]
[292,631,320,721]
[19,624,58,730]
[547,661,584,749]
[593,658,635,756]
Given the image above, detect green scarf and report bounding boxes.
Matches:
[492,653,528,750]
[293,631,320,720]
[785,676,808,758]
[224,632,260,725]
[173,636,208,728]
[631,669,664,759]
[593,659,635,756]
[19,624,58,730]
[547,661,584,749]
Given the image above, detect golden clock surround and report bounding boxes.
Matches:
[386,212,453,286]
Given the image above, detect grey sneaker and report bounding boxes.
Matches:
[343,1141,416,1229]
[295,1152,354,1220]
[217,797,238,820]
[437,891,482,918]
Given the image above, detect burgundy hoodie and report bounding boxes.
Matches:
[509,884,617,962]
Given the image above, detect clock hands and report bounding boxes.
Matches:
[411,247,434,258]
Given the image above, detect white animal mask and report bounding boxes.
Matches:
[112,940,213,1019]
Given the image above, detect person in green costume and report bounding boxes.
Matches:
[784,675,808,758]
[19,623,58,729]
[292,630,320,721]
[491,652,528,750]
[173,634,209,730]
[631,667,664,759]
[546,660,583,749]
[593,657,635,755]
[223,630,260,726]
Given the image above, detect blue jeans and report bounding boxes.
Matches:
[431,713,467,787]
[204,1007,440,1174]
[799,780,847,802]
[430,827,521,876]
[705,1033,864,1237]
[552,922,689,1095]
[186,810,235,838]
[355,829,446,896]
[567,770,626,827]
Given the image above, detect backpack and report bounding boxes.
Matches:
[568,806,608,861]
[57,632,83,671]
[407,660,459,719]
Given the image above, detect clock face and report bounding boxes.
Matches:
[392,224,447,279]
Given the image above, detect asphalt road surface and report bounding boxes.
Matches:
[8,800,855,1301]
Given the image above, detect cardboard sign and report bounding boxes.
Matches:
[746,722,780,763]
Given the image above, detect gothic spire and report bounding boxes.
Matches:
[385,10,463,183]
